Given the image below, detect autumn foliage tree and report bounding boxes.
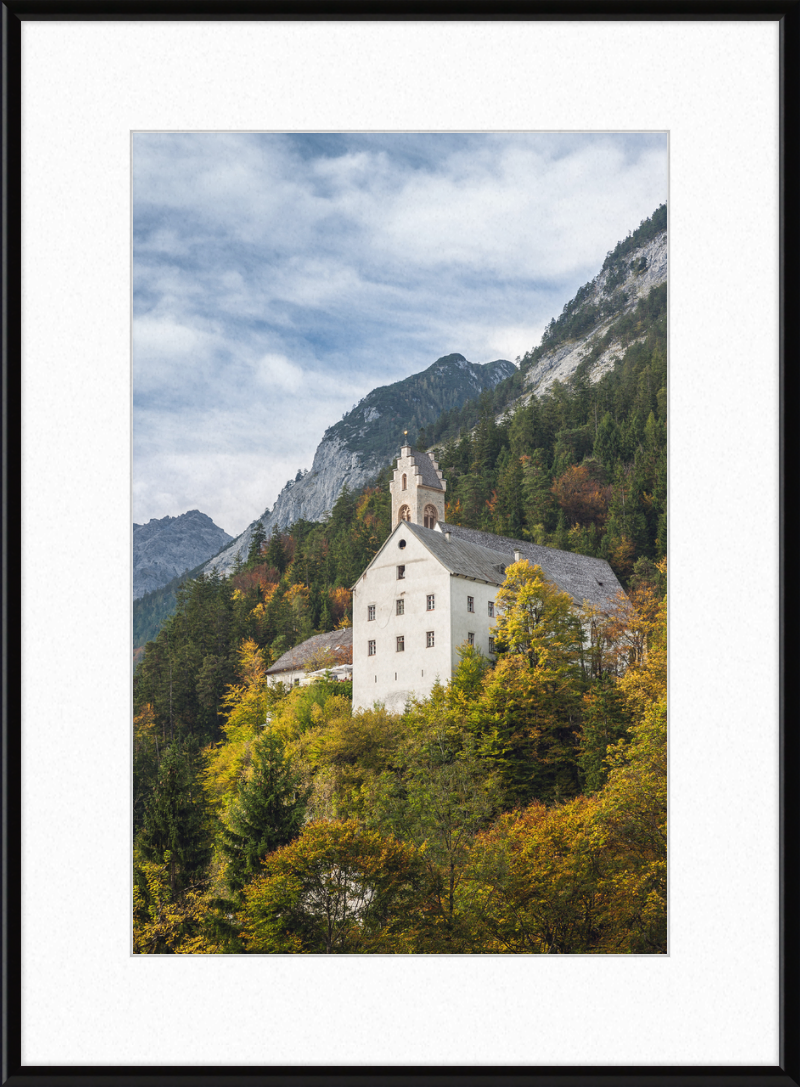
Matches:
[493,560,585,671]
[202,638,277,810]
[465,589,666,953]
[551,463,610,527]
[466,562,587,804]
[238,820,426,953]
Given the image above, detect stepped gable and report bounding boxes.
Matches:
[434,522,624,610]
[409,448,444,491]
[266,627,353,676]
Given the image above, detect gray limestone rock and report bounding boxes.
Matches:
[520,231,667,402]
[133,510,233,598]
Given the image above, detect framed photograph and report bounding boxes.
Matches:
[3,2,795,1082]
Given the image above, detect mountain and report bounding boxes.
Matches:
[204,354,514,573]
[424,204,667,448]
[518,210,667,401]
[133,510,233,598]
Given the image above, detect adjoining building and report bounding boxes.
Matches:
[266,627,353,688]
[351,444,625,713]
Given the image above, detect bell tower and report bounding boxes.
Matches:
[390,438,446,529]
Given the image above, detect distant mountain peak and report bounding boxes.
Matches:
[133,509,233,599]
[204,352,515,574]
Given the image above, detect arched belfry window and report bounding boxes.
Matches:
[398,505,411,523]
[424,504,438,529]
[401,474,407,490]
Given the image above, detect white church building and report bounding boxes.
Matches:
[351,444,625,713]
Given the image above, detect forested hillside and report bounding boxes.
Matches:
[434,280,667,579]
[133,206,667,954]
[134,563,666,953]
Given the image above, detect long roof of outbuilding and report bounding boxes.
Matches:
[397,521,625,609]
[266,626,353,675]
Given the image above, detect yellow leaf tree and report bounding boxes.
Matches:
[202,638,277,812]
[494,561,585,672]
[469,561,587,804]
[238,820,426,953]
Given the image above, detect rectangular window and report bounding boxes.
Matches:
[467,632,475,646]
[367,604,376,621]
[488,601,494,618]
[426,631,435,648]
[368,640,376,656]
[396,636,405,652]
[489,637,496,654]
[467,596,474,613]
[426,594,435,611]
[397,565,405,579]
[293,677,300,687]
[396,599,404,615]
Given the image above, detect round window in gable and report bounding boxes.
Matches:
[398,539,407,549]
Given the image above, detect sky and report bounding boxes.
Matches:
[133,132,667,536]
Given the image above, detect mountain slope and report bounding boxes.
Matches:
[520,221,666,401]
[205,354,514,573]
[425,204,667,447]
[133,510,233,598]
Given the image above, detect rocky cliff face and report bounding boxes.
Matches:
[205,353,514,574]
[517,229,667,404]
[133,510,233,598]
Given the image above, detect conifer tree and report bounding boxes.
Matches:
[139,740,211,894]
[593,411,621,465]
[266,528,287,574]
[246,521,267,567]
[220,730,307,895]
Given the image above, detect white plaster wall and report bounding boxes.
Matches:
[267,669,304,688]
[449,575,499,672]
[352,524,453,712]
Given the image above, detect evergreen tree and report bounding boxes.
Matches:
[139,740,211,893]
[247,521,267,567]
[593,412,621,465]
[220,731,307,895]
[266,528,287,574]
[495,454,525,537]
[520,450,554,532]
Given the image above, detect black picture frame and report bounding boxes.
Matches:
[2,2,796,1084]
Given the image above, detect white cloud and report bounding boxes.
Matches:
[134,315,206,359]
[133,132,667,529]
[254,353,305,393]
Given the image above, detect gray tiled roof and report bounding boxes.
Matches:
[266,626,353,674]
[410,522,625,609]
[410,449,444,491]
[403,522,510,586]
